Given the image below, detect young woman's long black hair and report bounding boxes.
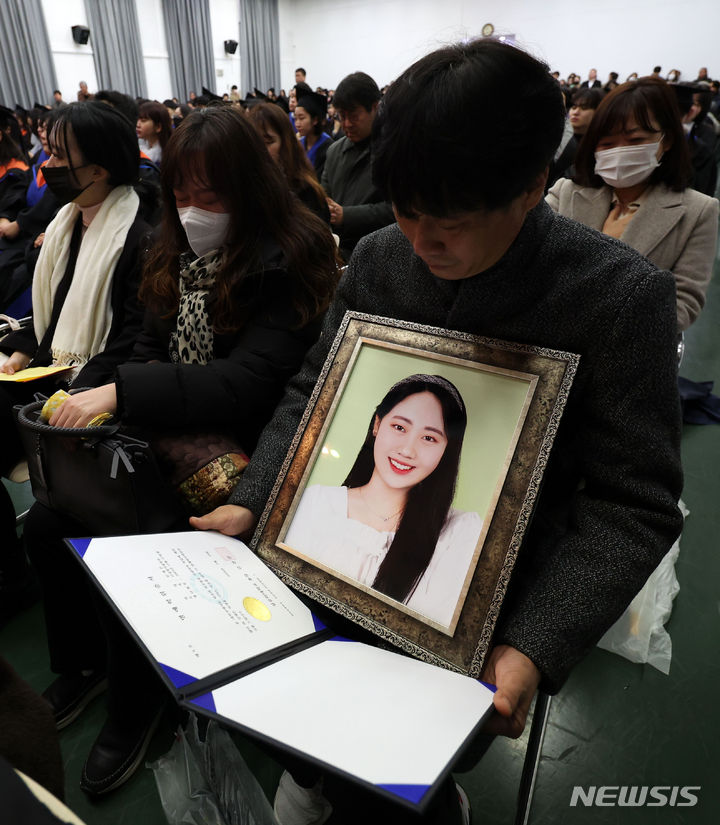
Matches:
[343,374,468,604]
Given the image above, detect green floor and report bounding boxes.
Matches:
[2,254,720,824]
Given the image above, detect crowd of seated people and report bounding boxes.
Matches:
[0,52,717,824]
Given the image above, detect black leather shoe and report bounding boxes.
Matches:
[80,706,164,796]
[42,671,108,730]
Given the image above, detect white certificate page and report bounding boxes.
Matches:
[206,640,494,795]
[76,532,319,682]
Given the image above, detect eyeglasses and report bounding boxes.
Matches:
[336,108,364,124]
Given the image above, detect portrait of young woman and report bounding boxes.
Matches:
[282,374,484,630]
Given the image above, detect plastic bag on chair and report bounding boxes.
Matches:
[597,500,688,674]
[149,714,278,825]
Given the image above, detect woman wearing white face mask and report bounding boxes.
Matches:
[22,106,340,796]
[48,105,340,432]
[546,77,719,331]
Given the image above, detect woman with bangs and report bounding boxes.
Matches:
[546,76,719,331]
[136,100,172,165]
[0,101,147,623]
[246,101,330,220]
[23,105,340,797]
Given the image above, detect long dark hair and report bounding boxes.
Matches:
[247,102,326,212]
[138,100,172,151]
[344,374,468,604]
[48,102,139,186]
[574,77,691,190]
[140,105,339,331]
[0,107,28,166]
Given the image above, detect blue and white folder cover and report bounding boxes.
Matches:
[67,532,495,811]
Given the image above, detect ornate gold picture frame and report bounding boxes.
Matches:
[253,312,578,676]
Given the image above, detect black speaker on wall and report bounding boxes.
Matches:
[72,25,90,45]
[224,39,238,54]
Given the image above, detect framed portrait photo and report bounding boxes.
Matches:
[253,312,578,676]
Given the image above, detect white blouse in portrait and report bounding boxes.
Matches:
[283,485,483,628]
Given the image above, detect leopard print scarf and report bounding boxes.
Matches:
[169,249,223,365]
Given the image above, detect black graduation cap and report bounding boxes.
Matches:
[240,96,265,109]
[201,86,223,102]
[253,88,268,101]
[14,104,28,118]
[34,101,52,112]
[294,81,313,98]
[297,91,327,120]
[0,104,15,124]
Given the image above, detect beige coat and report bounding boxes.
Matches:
[546,179,719,330]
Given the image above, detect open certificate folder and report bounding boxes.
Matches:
[66,532,495,811]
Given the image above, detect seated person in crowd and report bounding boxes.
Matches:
[671,82,718,196]
[581,68,602,88]
[23,105,340,797]
[320,72,394,261]
[294,91,332,179]
[247,102,330,221]
[0,109,61,309]
[547,87,604,188]
[135,100,172,166]
[0,101,150,622]
[195,39,683,824]
[547,77,719,331]
[603,71,619,92]
[0,106,30,229]
[94,90,162,225]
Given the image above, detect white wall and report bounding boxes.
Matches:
[43,0,97,103]
[40,0,240,104]
[209,0,242,96]
[34,0,720,106]
[278,0,720,91]
[137,0,172,102]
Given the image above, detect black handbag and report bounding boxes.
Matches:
[15,396,187,536]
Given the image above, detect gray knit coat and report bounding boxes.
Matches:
[230,201,683,693]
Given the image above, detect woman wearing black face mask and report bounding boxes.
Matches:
[19,105,340,798]
[0,102,148,622]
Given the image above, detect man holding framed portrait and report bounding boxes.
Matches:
[194,38,683,825]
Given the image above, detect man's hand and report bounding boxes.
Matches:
[326,197,344,226]
[49,384,118,428]
[0,351,31,375]
[190,505,258,538]
[33,232,45,248]
[480,644,541,738]
[0,221,20,240]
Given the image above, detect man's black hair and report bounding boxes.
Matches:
[571,88,604,109]
[94,89,139,126]
[51,102,139,187]
[333,72,381,112]
[372,39,565,215]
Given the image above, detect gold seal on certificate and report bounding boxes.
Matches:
[243,597,272,622]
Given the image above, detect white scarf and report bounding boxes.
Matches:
[32,185,139,368]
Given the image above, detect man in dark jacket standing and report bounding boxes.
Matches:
[321,72,394,261]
